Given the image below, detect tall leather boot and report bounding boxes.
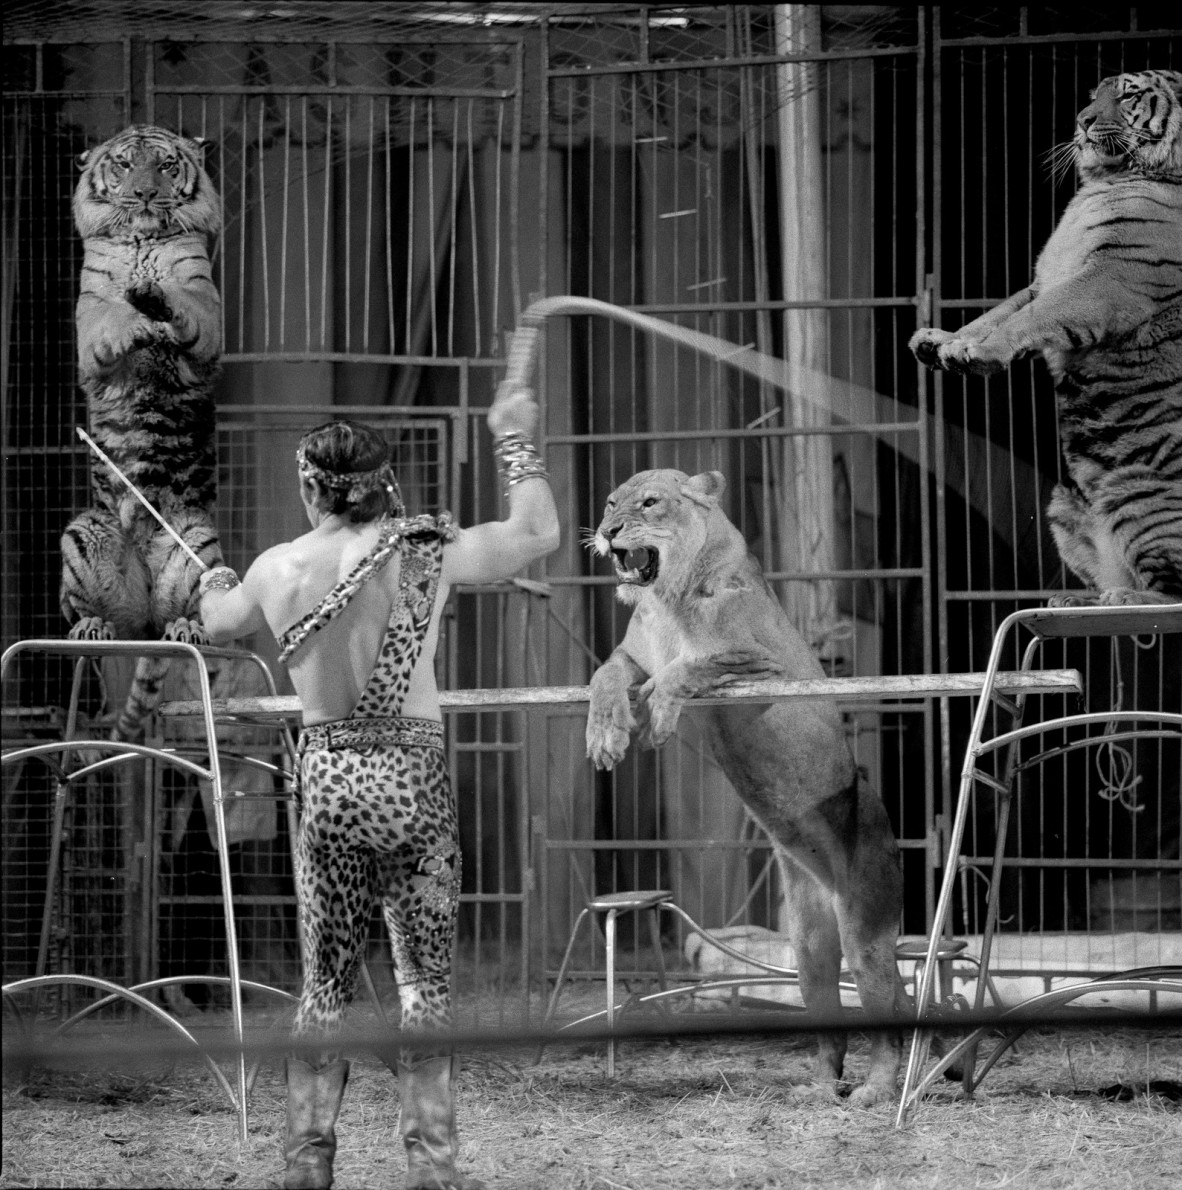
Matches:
[283,1057,349,1190]
[397,1055,486,1190]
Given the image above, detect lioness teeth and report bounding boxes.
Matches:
[612,545,658,583]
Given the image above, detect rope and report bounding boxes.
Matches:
[5,999,1181,1071]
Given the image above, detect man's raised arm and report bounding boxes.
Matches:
[444,383,561,585]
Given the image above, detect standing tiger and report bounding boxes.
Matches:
[60,124,225,739]
[910,69,1182,605]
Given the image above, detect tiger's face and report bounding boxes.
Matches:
[591,469,727,607]
[72,124,221,241]
[1074,69,1182,182]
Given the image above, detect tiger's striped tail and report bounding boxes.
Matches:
[113,655,172,742]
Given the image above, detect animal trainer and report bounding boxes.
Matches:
[199,386,560,1190]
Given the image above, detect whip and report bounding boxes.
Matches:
[504,294,814,399]
[76,426,209,571]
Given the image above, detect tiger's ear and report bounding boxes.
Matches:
[190,135,211,163]
[76,148,93,171]
[682,470,726,508]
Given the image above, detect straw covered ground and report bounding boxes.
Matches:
[2,1007,1179,1190]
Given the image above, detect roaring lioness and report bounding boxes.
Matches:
[586,468,906,1106]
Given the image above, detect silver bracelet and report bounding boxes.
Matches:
[199,566,240,594]
[493,431,549,489]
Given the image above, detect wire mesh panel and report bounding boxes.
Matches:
[1,43,129,714]
[4,4,1180,1023]
[2,40,133,1005]
[532,6,938,979]
[927,14,1182,975]
[148,37,525,362]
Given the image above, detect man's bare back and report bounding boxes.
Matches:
[201,385,559,726]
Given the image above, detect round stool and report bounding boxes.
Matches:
[541,890,673,1077]
[896,937,1006,1009]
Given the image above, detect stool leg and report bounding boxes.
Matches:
[542,908,591,1027]
[647,909,669,994]
[535,908,591,1066]
[605,909,618,1079]
[646,908,673,1020]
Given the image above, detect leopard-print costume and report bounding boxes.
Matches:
[278,514,462,1050]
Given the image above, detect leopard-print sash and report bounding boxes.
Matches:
[277,512,456,663]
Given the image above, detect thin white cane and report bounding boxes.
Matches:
[76,427,209,572]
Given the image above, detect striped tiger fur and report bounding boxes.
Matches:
[60,124,225,740]
[910,69,1182,606]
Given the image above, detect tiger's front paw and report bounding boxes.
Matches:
[163,617,209,645]
[91,315,159,367]
[126,281,173,323]
[1047,591,1100,608]
[67,616,115,642]
[936,338,1008,376]
[908,327,954,369]
[586,694,636,771]
[636,678,683,749]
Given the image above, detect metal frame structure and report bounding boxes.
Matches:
[3,7,1179,1030]
[0,638,298,1140]
[898,604,1182,1123]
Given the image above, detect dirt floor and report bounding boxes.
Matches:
[2,1001,1180,1190]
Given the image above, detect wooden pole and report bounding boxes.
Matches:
[774,5,836,647]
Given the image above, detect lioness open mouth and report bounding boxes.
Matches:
[612,546,659,586]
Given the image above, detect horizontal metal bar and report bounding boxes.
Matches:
[154,85,515,99]
[159,895,293,906]
[546,423,921,446]
[10,33,525,47]
[4,445,78,457]
[943,591,1071,602]
[957,856,1182,870]
[546,44,920,79]
[937,28,1179,49]
[222,352,504,367]
[3,89,128,98]
[539,839,776,851]
[158,670,1083,723]
[936,298,1016,309]
[540,837,926,853]
[159,891,526,904]
[635,297,919,312]
[217,403,455,417]
[524,700,930,719]
[548,569,925,586]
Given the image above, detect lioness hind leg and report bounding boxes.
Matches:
[835,802,906,1108]
[839,927,904,1108]
[778,861,846,1103]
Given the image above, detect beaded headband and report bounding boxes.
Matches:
[296,443,404,513]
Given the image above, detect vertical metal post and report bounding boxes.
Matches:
[927,4,954,931]
[193,646,249,1143]
[604,907,617,1079]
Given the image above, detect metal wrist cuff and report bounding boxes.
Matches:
[199,566,241,594]
[493,431,549,489]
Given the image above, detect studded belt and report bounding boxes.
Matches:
[298,715,445,756]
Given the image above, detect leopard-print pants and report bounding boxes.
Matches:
[291,719,461,1051]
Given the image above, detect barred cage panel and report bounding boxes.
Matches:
[3,5,1179,1014]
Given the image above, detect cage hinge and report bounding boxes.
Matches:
[921,275,935,325]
